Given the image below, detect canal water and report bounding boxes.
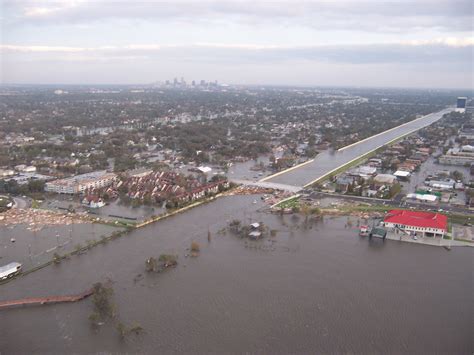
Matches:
[1,195,472,354]
[266,108,454,187]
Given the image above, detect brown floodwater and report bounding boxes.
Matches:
[1,195,472,354]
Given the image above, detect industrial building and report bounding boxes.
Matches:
[383,210,448,238]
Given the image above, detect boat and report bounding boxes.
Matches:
[0,262,22,280]
[359,225,370,237]
[370,226,387,240]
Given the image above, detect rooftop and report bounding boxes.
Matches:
[48,171,116,186]
[384,210,447,231]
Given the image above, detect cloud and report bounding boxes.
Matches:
[4,0,473,33]
[1,39,472,65]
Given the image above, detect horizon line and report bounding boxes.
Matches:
[1,82,473,92]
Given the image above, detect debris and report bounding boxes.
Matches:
[0,208,89,232]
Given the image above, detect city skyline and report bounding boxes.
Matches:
[1,1,473,88]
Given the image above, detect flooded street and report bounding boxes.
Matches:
[1,195,472,354]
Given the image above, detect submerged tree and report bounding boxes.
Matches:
[52,252,62,264]
[89,282,115,327]
[191,241,200,252]
[116,321,144,339]
[145,257,158,272]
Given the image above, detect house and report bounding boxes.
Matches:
[14,164,37,173]
[82,195,106,208]
[369,158,382,166]
[0,169,15,177]
[126,168,153,178]
[373,174,397,188]
[352,166,377,177]
[197,166,212,174]
[394,170,411,180]
[335,176,354,193]
[383,209,448,238]
[426,179,455,191]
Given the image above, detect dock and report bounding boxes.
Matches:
[0,288,94,310]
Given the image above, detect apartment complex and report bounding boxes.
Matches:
[438,146,474,166]
[45,171,117,194]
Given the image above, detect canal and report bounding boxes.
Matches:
[1,195,472,353]
[264,108,454,187]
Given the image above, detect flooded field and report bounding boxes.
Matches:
[1,195,472,354]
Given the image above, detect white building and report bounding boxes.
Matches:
[394,170,411,179]
[427,179,455,190]
[406,193,438,203]
[351,165,377,177]
[439,148,474,166]
[0,169,15,177]
[45,171,117,194]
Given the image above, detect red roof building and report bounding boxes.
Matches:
[383,209,448,237]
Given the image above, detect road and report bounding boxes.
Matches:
[12,197,29,209]
[309,192,474,216]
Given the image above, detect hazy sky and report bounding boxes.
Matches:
[1,0,473,88]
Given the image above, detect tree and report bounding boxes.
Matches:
[52,252,62,264]
[190,241,200,252]
[389,183,402,198]
[27,179,45,193]
[452,170,464,182]
[145,257,157,272]
[89,282,115,324]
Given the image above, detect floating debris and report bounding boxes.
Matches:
[0,208,90,232]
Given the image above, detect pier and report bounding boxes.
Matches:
[0,288,94,310]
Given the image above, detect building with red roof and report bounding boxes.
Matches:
[383,209,448,238]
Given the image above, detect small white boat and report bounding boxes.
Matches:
[0,262,22,280]
[359,225,370,237]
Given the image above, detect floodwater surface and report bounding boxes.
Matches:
[1,195,472,354]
